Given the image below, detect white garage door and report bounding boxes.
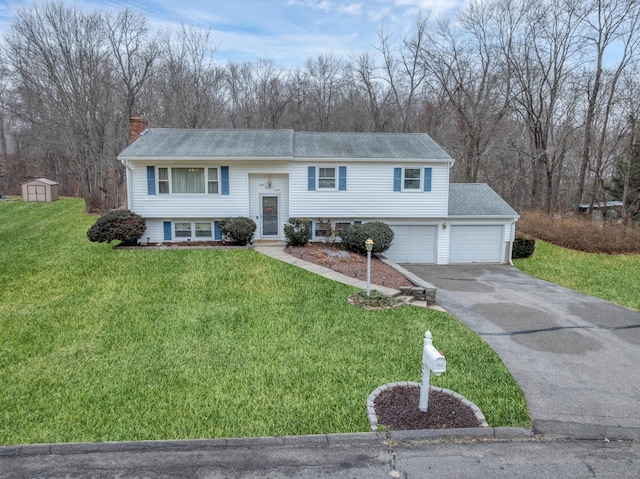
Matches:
[385,225,437,263]
[450,225,503,263]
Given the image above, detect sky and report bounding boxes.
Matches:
[0,0,465,66]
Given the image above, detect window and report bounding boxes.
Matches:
[175,221,214,239]
[208,168,219,194]
[195,222,212,237]
[156,167,220,194]
[175,222,192,237]
[404,168,421,190]
[318,167,336,189]
[158,168,169,194]
[172,168,205,193]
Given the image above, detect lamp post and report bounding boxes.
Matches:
[365,238,374,296]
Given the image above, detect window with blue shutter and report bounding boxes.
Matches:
[338,166,347,191]
[214,221,222,240]
[393,168,402,192]
[147,166,156,195]
[163,221,171,240]
[423,167,432,192]
[308,166,316,191]
[221,166,229,195]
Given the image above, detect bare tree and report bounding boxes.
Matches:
[574,0,640,212]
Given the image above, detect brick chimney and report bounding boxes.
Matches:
[129,116,148,144]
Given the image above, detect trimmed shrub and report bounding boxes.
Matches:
[87,209,146,245]
[284,218,311,246]
[512,232,536,259]
[340,221,394,255]
[220,217,256,245]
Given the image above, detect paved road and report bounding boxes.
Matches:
[402,264,640,438]
[2,435,640,478]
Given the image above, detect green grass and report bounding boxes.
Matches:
[0,198,529,445]
[515,240,640,311]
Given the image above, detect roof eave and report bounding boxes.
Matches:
[447,214,520,220]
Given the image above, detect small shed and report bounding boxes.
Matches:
[21,178,59,202]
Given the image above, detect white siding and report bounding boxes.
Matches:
[289,162,449,218]
[127,160,292,219]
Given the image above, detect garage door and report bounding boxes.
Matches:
[385,225,437,263]
[449,225,503,263]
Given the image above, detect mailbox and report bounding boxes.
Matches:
[419,331,446,412]
[423,342,446,376]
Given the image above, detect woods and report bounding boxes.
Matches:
[1,0,640,217]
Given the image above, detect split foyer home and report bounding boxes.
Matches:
[118,121,518,264]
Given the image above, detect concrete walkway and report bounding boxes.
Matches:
[402,264,640,439]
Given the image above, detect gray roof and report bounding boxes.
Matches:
[293,131,451,159]
[449,183,518,217]
[120,129,294,158]
[119,128,452,161]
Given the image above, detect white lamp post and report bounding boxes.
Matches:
[365,238,374,296]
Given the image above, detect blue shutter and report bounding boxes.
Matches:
[214,221,222,240]
[338,166,347,191]
[147,166,156,195]
[423,167,432,192]
[354,220,362,225]
[163,221,171,241]
[393,168,401,192]
[221,166,229,195]
[308,166,316,191]
[307,220,313,239]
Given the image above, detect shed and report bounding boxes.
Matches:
[21,178,59,202]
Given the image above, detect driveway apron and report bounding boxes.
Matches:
[402,264,640,437]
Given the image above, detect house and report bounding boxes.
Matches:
[21,178,59,202]
[118,125,518,264]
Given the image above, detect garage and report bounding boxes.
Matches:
[385,225,437,263]
[449,225,503,263]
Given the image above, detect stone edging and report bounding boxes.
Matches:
[367,381,490,431]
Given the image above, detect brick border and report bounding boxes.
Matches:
[367,381,489,431]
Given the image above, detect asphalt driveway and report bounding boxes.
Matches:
[402,264,640,438]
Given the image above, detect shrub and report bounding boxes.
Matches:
[340,221,394,255]
[220,217,256,245]
[517,210,640,254]
[87,209,146,245]
[512,232,536,259]
[284,218,311,246]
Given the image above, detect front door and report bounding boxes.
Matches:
[261,196,279,237]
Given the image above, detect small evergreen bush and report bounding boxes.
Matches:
[512,232,536,259]
[220,217,256,245]
[284,218,311,246]
[87,209,146,245]
[340,221,394,255]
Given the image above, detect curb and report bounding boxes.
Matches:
[0,429,536,458]
[367,381,490,432]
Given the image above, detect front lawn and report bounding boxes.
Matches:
[514,240,640,311]
[0,199,529,445]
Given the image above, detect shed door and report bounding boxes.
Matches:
[449,225,503,263]
[385,225,437,263]
[28,185,47,202]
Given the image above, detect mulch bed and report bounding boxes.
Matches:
[374,385,481,430]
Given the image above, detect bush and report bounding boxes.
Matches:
[512,232,536,259]
[517,210,640,254]
[87,209,146,245]
[340,221,394,255]
[220,217,256,245]
[284,218,311,246]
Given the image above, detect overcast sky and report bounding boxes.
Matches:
[0,0,464,66]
